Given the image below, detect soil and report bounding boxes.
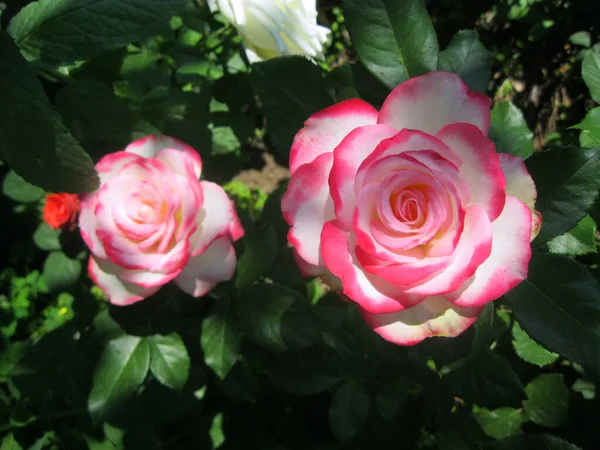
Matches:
[233,152,290,194]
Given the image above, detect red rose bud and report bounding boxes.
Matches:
[43,193,80,231]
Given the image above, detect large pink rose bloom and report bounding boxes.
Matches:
[79,135,244,305]
[281,71,541,346]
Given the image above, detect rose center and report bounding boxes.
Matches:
[137,202,155,221]
[392,189,426,228]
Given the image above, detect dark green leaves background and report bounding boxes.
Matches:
[2,0,600,449]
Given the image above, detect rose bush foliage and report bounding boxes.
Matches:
[79,135,244,305]
[282,71,542,345]
[3,0,600,448]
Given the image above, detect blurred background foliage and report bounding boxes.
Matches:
[1,0,600,449]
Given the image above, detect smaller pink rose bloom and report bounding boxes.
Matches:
[79,135,244,305]
[282,71,542,346]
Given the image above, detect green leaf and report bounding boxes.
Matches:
[0,342,28,382]
[342,0,438,88]
[210,111,255,156]
[0,434,23,450]
[511,322,558,367]
[33,223,61,251]
[328,380,370,442]
[472,303,508,353]
[489,101,534,159]
[505,253,600,376]
[473,407,524,440]
[325,62,390,108]
[235,224,278,290]
[10,327,89,408]
[571,378,595,400]
[42,251,81,292]
[209,413,225,449]
[438,30,493,93]
[580,132,598,149]
[218,361,258,402]
[88,335,151,423]
[236,283,320,352]
[375,385,408,422]
[526,146,600,244]
[582,48,600,103]
[547,215,596,256]
[211,126,242,156]
[445,349,525,408]
[569,31,591,48]
[55,79,134,157]
[523,374,568,428]
[7,0,188,65]
[574,107,600,147]
[436,411,491,450]
[201,299,243,379]
[260,182,292,245]
[250,56,334,155]
[252,345,341,395]
[84,422,125,450]
[493,433,582,450]
[0,31,98,193]
[148,333,190,391]
[28,432,56,450]
[2,171,44,203]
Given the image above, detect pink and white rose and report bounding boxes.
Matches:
[281,71,541,346]
[79,135,244,306]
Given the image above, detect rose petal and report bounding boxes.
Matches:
[498,153,537,207]
[289,98,378,174]
[405,205,493,296]
[328,124,399,228]
[95,151,142,186]
[531,210,542,241]
[189,182,240,256]
[321,220,421,313]
[437,123,506,221]
[155,147,203,180]
[89,256,159,306]
[353,183,432,259]
[229,210,245,242]
[358,160,458,249]
[378,71,491,136]
[292,248,325,277]
[362,256,449,288]
[353,181,464,263]
[98,218,190,273]
[354,129,462,194]
[175,237,236,297]
[282,152,335,267]
[79,194,107,259]
[94,175,193,273]
[362,296,482,346]
[498,153,541,241]
[125,135,202,178]
[447,196,532,308]
[119,267,181,288]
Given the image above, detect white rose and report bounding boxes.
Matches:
[208,0,330,62]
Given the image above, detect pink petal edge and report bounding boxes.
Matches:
[175,237,236,297]
[125,135,202,178]
[89,256,160,306]
[282,152,335,267]
[378,71,491,136]
[289,98,378,174]
[362,296,482,346]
